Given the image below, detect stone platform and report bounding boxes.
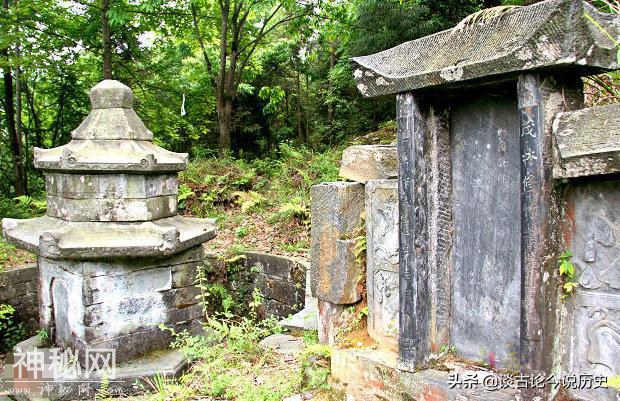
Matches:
[4,336,189,400]
[330,347,522,401]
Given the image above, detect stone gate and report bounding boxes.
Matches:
[313,0,620,400]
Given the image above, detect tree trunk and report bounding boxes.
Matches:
[2,0,27,196]
[24,79,42,148]
[101,0,112,79]
[305,73,311,147]
[296,70,305,143]
[15,66,27,193]
[217,96,233,151]
[327,43,335,127]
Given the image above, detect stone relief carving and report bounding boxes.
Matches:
[586,309,620,375]
[374,270,399,337]
[568,181,619,401]
[578,215,619,290]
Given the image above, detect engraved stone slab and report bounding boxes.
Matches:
[340,145,397,183]
[310,182,365,304]
[365,180,399,348]
[566,180,620,401]
[450,90,521,368]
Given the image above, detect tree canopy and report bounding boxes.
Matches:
[1,0,521,197]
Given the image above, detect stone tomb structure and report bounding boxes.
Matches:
[2,80,216,397]
[311,145,399,346]
[316,0,620,400]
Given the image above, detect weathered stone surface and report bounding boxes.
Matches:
[339,145,397,183]
[46,194,178,222]
[72,108,153,140]
[259,333,304,356]
[450,90,521,368]
[331,348,402,401]
[317,300,346,345]
[37,247,205,362]
[2,215,216,259]
[247,251,307,284]
[553,103,620,178]
[5,335,191,401]
[0,264,39,335]
[564,180,620,401]
[246,252,307,318]
[425,105,453,353]
[89,79,133,110]
[45,173,178,199]
[171,261,201,288]
[396,92,429,369]
[352,0,620,97]
[310,182,364,304]
[34,139,188,173]
[365,179,399,349]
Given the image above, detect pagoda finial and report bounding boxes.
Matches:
[90,79,133,109]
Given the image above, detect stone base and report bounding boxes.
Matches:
[3,336,189,400]
[331,347,524,401]
[37,246,205,363]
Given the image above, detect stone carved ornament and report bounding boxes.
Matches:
[375,270,398,336]
[578,215,619,290]
[586,309,620,375]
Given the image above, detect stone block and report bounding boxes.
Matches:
[331,347,401,401]
[167,286,201,308]
[171,261,201,288]
[0,281,34,300]
[46,194,177,222]
[259,333,305,356]
[37,253,205,360]
[166,304,204,323]
[365,180,399,348]
[245,252,307,287]
[84,266,172,305]
[339,145,397,183]
[254,273,304,306]
[0,264,38,287]
[317,300,346,345]
[553,103,620,178]
[45,173,178,199]
[310,182,364,304]
[262,298,298,319]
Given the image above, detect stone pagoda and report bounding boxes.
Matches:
[2,80,216,365]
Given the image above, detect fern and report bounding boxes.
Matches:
[232,191,265,212]
[453,6,522,32]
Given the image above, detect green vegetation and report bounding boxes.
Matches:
[141,292,337,401]
[1,0,619,399]
[0,236,35,272]
[0,0,521,201]
[180,143,341,255]
[559,250,578,297]
[0,303,25,352]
